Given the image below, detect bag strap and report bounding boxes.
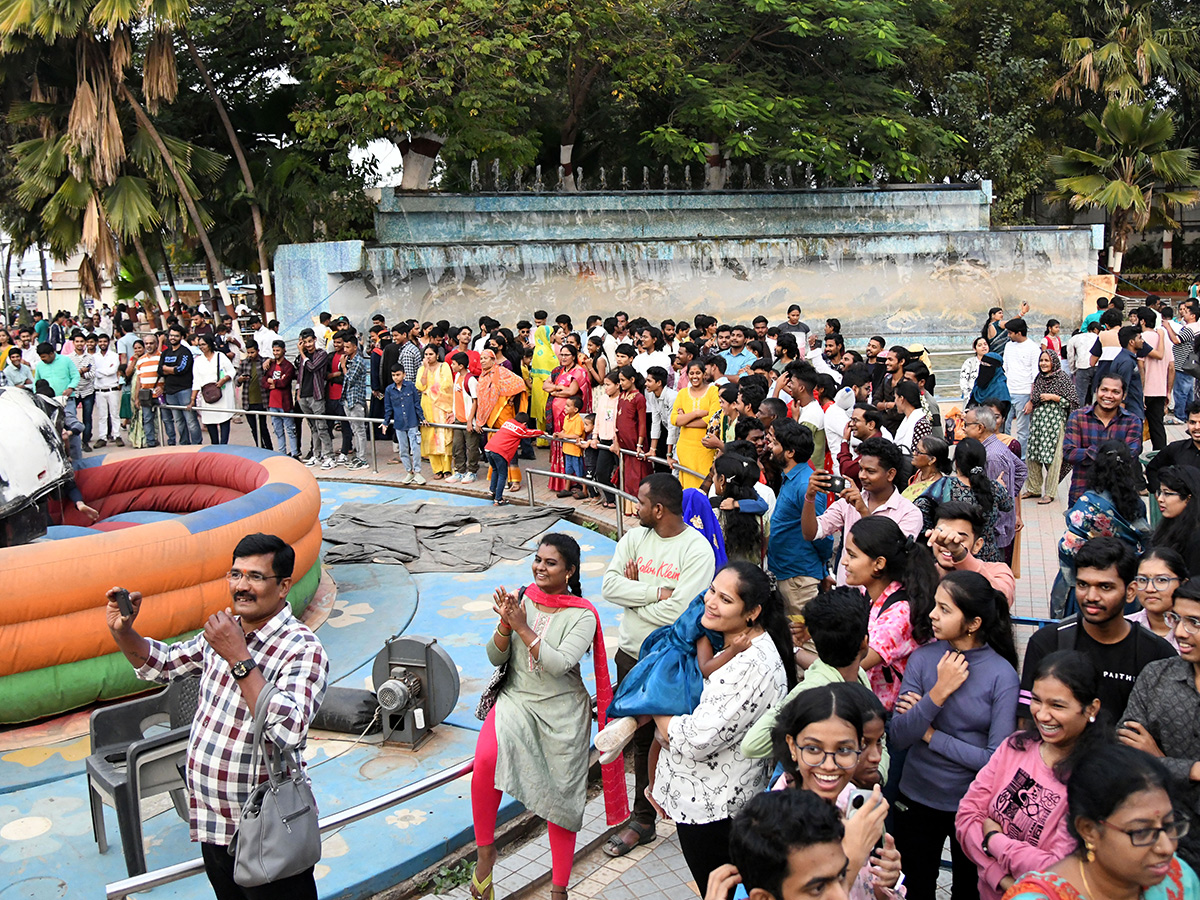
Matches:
[246,682,292,789]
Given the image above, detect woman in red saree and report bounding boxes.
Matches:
[544,345,592,492]
[615,365,649,515]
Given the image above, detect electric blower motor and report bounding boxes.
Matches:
[370,636,460,748]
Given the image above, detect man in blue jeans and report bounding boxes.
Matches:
[156,325,201,444]
[1169,300,1199,419]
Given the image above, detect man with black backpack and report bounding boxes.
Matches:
[1019,537,1174,722]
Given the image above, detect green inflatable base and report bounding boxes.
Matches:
[0,560,322,724]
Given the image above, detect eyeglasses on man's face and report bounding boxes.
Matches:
[226,570,282,585]
[1164,612,1200,635]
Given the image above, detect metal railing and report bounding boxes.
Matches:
[105,757,475,900]
[153,402,708,489]
[521,466,639,539]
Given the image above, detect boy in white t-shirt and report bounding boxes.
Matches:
[447,350,480,483]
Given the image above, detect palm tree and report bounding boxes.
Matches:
[0,0,238,310]
[1048,100,1200,274]
[1054,0,1200,104]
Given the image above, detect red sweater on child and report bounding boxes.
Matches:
[485,421,545,463]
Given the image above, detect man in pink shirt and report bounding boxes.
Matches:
[1135,304,1170,451]
[800,436,922,584]
[927,500,1016,605]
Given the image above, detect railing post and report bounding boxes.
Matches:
[616,506,624,540]
[527,478,536,509]
[369,426,379,473]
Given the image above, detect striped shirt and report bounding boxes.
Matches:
[135,353,161,390]
[136,605,328,845]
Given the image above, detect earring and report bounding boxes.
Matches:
[1089,716,1096,723]
[1085,843,1096,863]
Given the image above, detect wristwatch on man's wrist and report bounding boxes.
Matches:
[231,658,257,680]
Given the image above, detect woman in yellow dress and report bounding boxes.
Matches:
[416,345,455,478]
[530,325,557,445]
[670,361,720,490]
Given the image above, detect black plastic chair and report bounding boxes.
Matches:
[85,675,201,876]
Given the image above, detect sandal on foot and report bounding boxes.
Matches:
[470,867,494,900]
[551,887,568,900]
[1037,496,1055,505]
[602,820,656,858]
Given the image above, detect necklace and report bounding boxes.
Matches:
[1078,858,1143,900]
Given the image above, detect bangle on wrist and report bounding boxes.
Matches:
[496,625,512,637]
[528,634,542,651]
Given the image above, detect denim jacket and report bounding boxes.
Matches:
[383,381,424,431]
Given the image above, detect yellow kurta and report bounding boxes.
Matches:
[671,384,719,490]
[416,361,454,473]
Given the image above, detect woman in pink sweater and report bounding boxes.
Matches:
[955,650,1111,900]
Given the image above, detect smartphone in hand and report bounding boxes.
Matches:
[113,588,133,618]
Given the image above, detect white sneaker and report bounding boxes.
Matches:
[445,473,463,484]
[321,457,336,469]
[347,457,369,471]
[461,473,477,484]
[411,472,427,485]
[334,453,349,467]
[304,455,319,467]
[399,472,414,484]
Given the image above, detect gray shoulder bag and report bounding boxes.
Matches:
[229,683,322,886]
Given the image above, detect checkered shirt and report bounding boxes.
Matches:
[136,604,329,845]
[342,351,368,408]
[399,341,421,382]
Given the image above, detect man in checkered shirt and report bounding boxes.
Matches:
[107,533,329,899]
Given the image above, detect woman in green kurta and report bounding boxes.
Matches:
[471,534,628,900]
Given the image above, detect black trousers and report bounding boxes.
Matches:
[246,403,273,450]
[1146,395,1167,452]
[615,649,656,827]
[676,818,733,896]
[200,842,318,900]
[891,794,979,900]
[593,441,617,503]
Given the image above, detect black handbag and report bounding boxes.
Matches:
[474,587,525,720]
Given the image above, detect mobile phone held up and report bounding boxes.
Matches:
[827,474,846,494]
[113,588,133,618]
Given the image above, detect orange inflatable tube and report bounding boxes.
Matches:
[0,445,323,722]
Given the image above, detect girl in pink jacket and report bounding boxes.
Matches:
[955,650,1111,900]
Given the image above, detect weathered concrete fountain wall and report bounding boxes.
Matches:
[274,184,1104,348]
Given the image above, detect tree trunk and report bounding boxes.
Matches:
[181,28,273,317]
[395,133,445,190]
[38,244,49,291]
[155,231,181,306]
[119,83,234,312]
[703,142,727,190]
[129,232,165,328]
[1163,229,1173,269]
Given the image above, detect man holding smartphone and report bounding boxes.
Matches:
[105,533,329,899]
[801,436,923,585]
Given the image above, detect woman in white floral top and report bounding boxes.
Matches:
[650,562,795,891]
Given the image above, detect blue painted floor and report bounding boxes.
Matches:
[0,481,622,899]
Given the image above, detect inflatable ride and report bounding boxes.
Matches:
[0,441,322,723]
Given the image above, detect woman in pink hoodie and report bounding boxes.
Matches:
[955,650,1111,900]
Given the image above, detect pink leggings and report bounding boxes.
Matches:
[473,708,578,887]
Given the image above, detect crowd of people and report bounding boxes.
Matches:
[19,291,1200,900]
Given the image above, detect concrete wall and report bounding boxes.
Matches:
[275,187,1104,351]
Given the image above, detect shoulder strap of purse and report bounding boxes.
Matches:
[247,682,287,787]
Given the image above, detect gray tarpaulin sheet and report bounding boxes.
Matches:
[321,501,573,572]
